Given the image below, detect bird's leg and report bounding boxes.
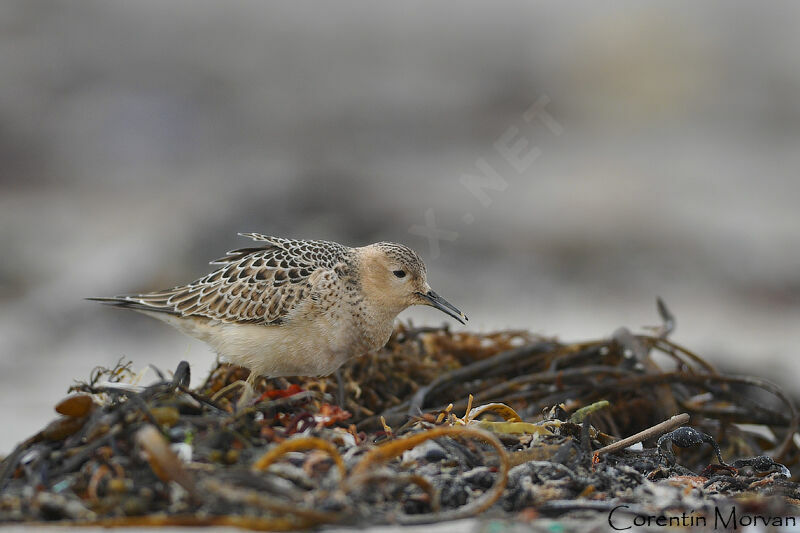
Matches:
[233,372,259,410]
[211,381,244,402]
[334,369,346,408]
[246,371,260,398]
[210,371,258,409]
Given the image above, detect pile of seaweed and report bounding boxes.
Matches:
[1,301,799,529]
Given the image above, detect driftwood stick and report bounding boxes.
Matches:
[593,413,690,457]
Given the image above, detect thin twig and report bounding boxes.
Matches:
[594,413,690,457]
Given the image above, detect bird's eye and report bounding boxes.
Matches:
[393,270,406,278]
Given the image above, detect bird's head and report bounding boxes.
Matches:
[357,242,467,324]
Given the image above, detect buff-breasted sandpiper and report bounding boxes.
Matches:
[91,233,466,402]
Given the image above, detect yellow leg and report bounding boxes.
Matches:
[211,371,258,407]
[211,380,245,402]
[236,372,258,408]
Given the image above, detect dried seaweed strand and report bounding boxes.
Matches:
[136,425,196,494]
[651,337,718,373]
[200,478,341,523]
[252,436,347,480]
[592,372,798,460]
[465,402,523,423]
[348,426,509,525]
[55,514,310,531]
[352,470,441,512]
[0,433,43,489]
[406,341,558,414]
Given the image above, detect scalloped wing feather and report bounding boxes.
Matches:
[117,236,350,325]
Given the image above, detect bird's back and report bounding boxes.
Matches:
[91,234,353,326]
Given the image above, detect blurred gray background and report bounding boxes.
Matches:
[1,1,799,453]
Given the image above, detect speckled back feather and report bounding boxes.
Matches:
[99,234,351,325]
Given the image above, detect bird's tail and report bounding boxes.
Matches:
[86,296,180,316]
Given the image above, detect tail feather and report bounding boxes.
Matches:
[86,296,180,316]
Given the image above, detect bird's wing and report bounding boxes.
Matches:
[97,235,350,325]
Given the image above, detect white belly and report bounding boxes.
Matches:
[212,320,358,377]
[138,304,394,378]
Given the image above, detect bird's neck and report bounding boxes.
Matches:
[355,299,402,351]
